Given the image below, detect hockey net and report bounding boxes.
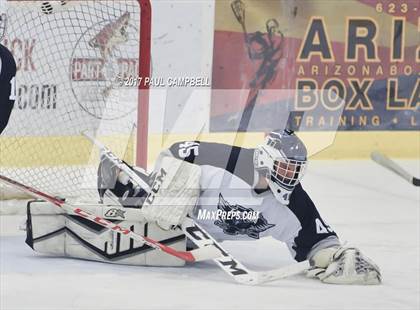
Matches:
[0,0,151,212]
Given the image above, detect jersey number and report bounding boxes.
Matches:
[178,141,199,158]
[9,77,16,100]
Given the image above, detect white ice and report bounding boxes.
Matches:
[1,160,419,310]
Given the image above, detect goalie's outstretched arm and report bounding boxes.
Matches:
[161,141,257,186]
[103,140,255,207]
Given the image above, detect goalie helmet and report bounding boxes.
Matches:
[254,129,307,205]
[0,0,6,41]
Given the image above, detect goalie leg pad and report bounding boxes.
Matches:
[25,200,186,267]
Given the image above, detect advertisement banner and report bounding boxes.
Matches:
[211,0,419,132]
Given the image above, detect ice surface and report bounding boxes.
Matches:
[1,160,419,310]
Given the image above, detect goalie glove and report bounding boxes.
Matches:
[97,153,120,201]
[97,154,149,207]
[306,246,381,285]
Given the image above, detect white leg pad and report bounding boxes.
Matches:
[25,200,186,266]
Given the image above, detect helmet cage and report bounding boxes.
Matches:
[264,133,307,189]
[272,158,306,189]
[254,133,307,204]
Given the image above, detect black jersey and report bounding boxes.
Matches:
[0,43,17,134]
[160,141,339,261]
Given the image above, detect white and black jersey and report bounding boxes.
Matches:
[162,141,340,262]
[0,43,16,134]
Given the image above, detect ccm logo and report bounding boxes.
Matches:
[145,168,167,204]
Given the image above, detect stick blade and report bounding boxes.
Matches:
[256,260,310,284]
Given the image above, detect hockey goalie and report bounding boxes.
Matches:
[25,129,381,284]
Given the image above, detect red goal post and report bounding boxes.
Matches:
[137,0,151,168]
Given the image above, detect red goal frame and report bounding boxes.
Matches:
[137,0,151,169]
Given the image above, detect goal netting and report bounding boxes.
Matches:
[0,0,151,205]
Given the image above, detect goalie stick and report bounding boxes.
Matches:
[83,133,310,284]
[182,218,309,285]
[0,174,219,263]
[371,151,420,187]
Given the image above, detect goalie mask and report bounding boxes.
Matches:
[254,129,307,205]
